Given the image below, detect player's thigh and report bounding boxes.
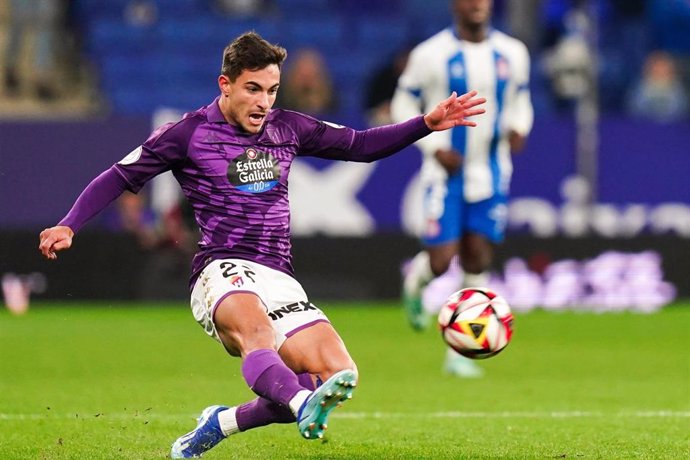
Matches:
[422,175,462,275]
[461,196,506,271]
[214,293,276,357]
[460,233,495,273]
[279,321,357,381]
[421,175,461,244]
[464,195,507,243]
[190,259,275,356]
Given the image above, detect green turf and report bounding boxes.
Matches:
[1,301,688,459]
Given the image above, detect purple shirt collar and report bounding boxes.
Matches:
[207,96,228,123]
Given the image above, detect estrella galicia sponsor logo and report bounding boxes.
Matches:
[227,148,281,193]
[268,301,318,320]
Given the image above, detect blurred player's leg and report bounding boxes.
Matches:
[443,348,484,378]
[402,251,434,330]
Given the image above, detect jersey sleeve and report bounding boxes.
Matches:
[57,167,129,233]
[292,111,431,162]
[391,45,425,123]
[503,42,534,137]
[113,119,193,193]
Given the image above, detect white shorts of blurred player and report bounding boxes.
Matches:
[190,258,330,349]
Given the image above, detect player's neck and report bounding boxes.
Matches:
[456,23,488,43]
[218,97,236,125]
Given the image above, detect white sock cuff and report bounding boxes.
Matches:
[288,389,312,416]
[404,251,434,295]
[217,407,239,436]
[462,271,489,289]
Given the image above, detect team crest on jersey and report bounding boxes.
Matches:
[227,148,282,193]
[496,57,510,80]
[228,275,244,287]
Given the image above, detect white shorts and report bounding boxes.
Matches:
[190,258,330,349]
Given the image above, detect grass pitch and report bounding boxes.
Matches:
[1,301,688,459]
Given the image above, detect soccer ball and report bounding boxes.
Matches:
[437,287,514,359]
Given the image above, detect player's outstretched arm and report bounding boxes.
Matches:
[37,167,130,260]
[39,226,74,260]
[423,90,486,131]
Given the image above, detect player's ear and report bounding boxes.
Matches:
[218,75,231,97]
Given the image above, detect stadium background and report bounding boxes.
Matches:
[0,0,688,306]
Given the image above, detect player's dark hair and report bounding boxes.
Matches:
[221,31,287,81]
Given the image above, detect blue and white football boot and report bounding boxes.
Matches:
[297,369,357,440]
[170,405,228,458]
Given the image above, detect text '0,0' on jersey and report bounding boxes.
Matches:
[392,27,534,202]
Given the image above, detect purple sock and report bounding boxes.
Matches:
[297,372,316,391]
[236,397,294,431]
[242,349,306,406]
[235,372,314,432]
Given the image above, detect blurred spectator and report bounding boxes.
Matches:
[277,48,337,117]
[625,51,689,122]
[104,191,196,255]
[213,0,275,18]
[124,0,158,27]
[363,46,411,127]
[102,188,196,300]
[541,0,595,111]
[506,0,542,51]
[3,0,68,100]
[104,192,159,249]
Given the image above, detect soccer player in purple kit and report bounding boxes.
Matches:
[38,32,486,458]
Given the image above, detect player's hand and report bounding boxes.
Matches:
[434,148,463,174]
[39,226,74,260]
[508,130,526,153]
[423,90,486,131]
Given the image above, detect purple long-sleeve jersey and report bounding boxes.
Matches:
[59,98,431,288]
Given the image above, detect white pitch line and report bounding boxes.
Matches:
[0,410,688,421]
[336,410,690,419]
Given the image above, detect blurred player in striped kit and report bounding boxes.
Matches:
[392,0,533,377]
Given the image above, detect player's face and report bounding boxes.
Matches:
[452,0,492,27]
[219,64,280,134]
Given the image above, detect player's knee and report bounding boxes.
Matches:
[428,245,457,276]
[461,254,491,274]
[461,239,493,273]
[429,255,453,276]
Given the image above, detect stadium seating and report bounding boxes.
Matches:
[71,0,451,117]
[73,0,673,118]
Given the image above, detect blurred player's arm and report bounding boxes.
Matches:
[504,43,534,154]
[391,48,463,173]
